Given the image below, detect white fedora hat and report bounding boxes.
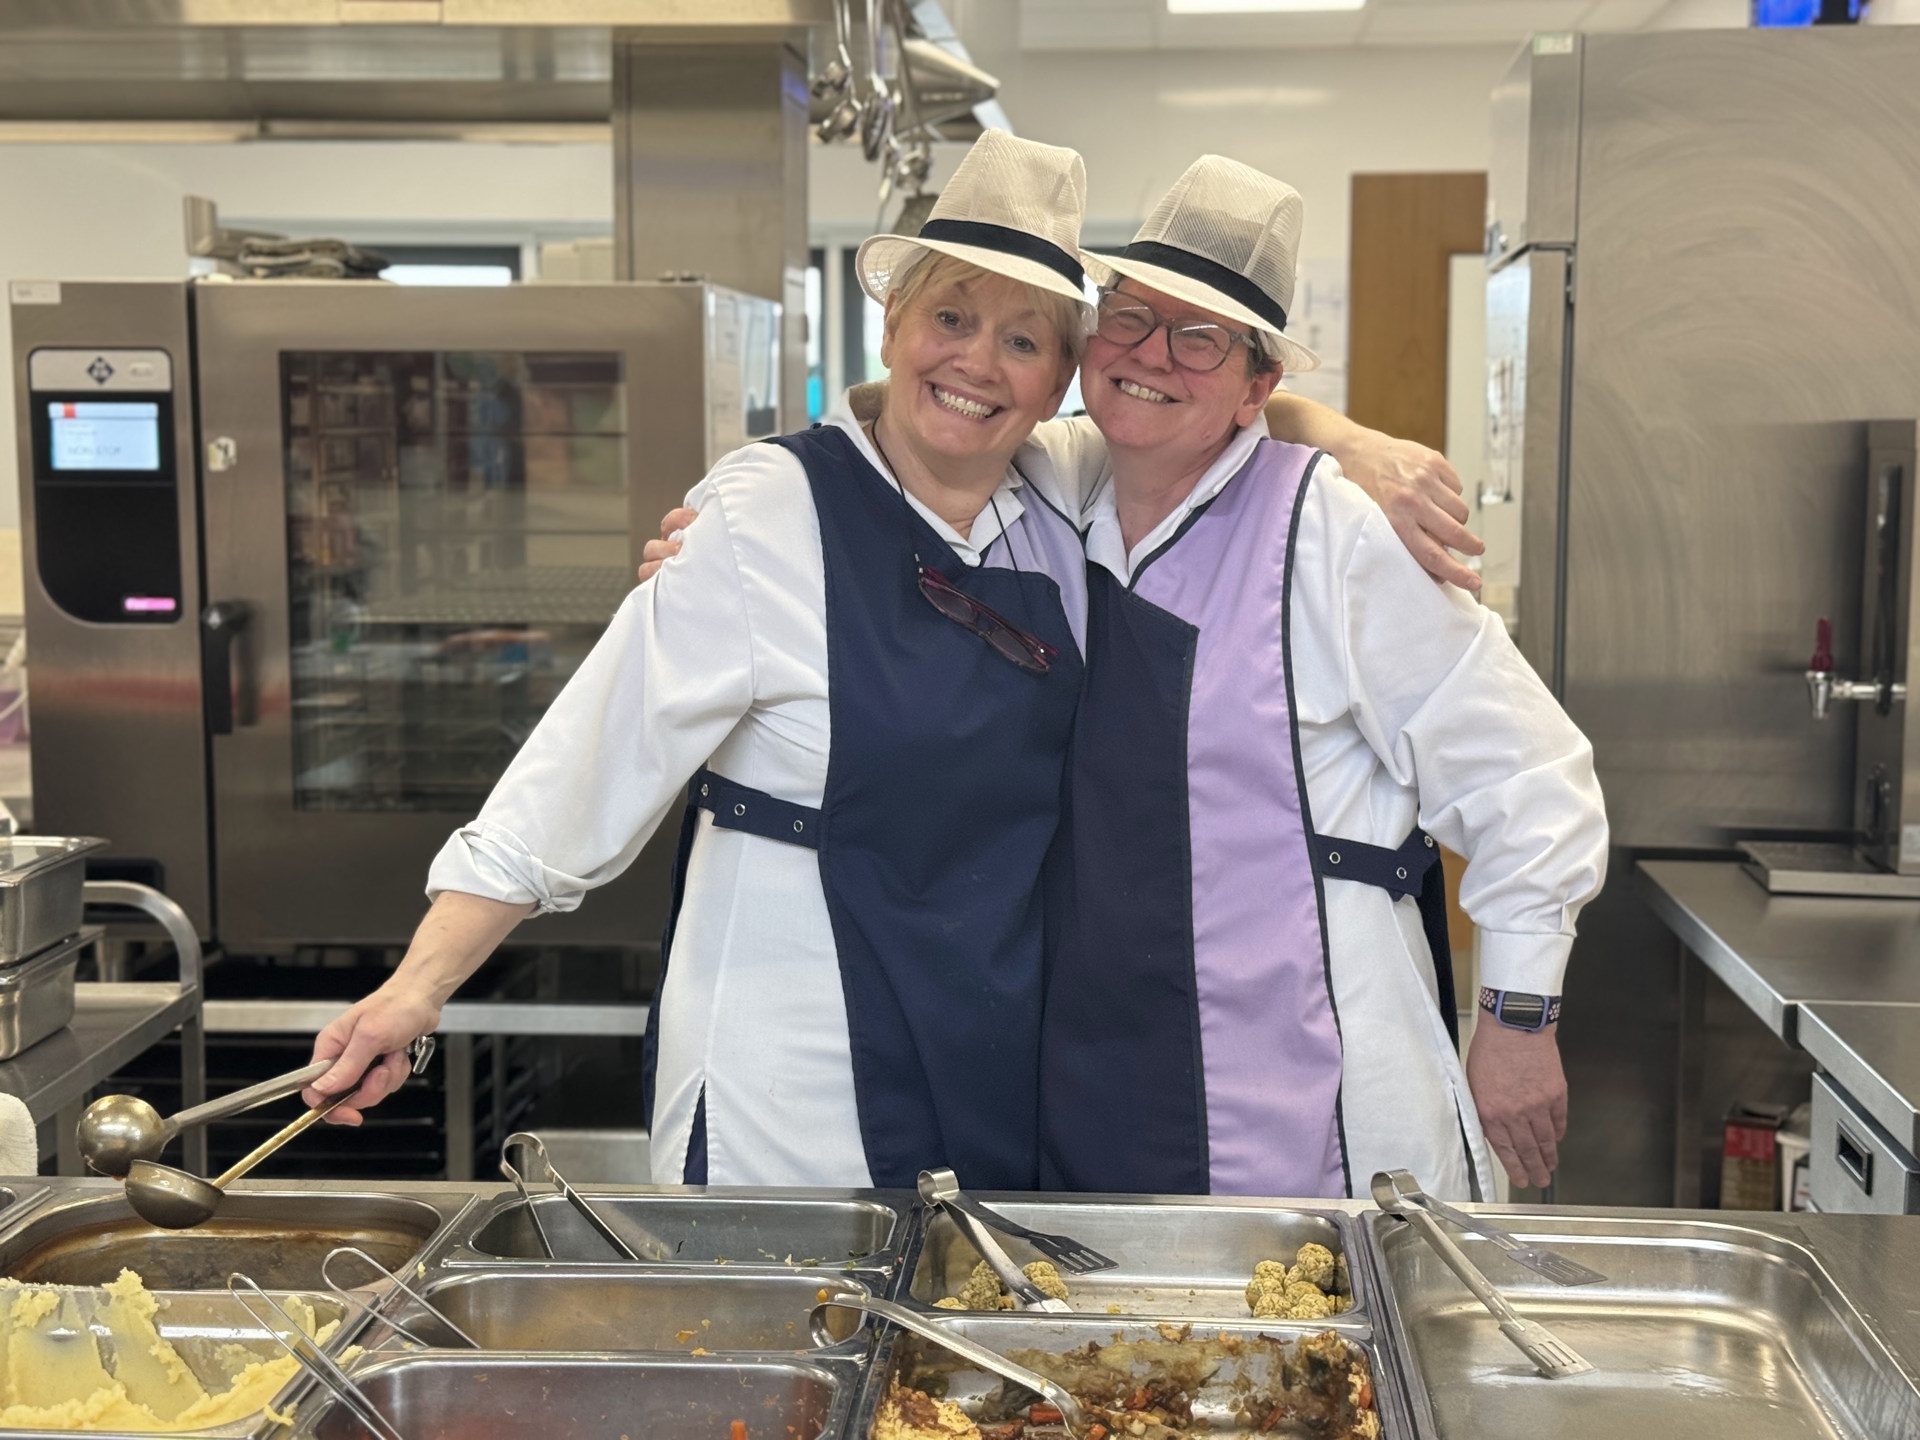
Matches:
[1084,155,1320,373]
[855,130,1091,313]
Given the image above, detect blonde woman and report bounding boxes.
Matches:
[304,133,1096,1188]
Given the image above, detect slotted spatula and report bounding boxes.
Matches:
[1372,1171,1593,1380]
[1381,1168,1606,1287]
[918,1167,1116,1275]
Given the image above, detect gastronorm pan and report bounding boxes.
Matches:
[402,1267,874,1353]
[0,835,103,964]
[903,1200,1373,1324]
[0,1187,472,1289]
[852,1313,1407,1440]
[0,928,86,1061]
[1369,1210,1920,1439]
[452,1190,909,1273]
[300,1353,858,1440]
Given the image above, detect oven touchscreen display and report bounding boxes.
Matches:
[48,400,161,472]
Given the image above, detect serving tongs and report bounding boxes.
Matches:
[918,1168,1114,1277]
[918,1170,1070,1311]
[1371,1171,1592,1380]
[811,1292,1087,1438]
[227,1272,407,1440]
[501,1131,666,1262]
[1378,1167,1605,1287]
[322,1244,479,1351]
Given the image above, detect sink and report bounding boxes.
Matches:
[1371,1212,1920,1439]
[306,1354,848,1440]
[908,1201,1363,1320]
[412,1269,869,1351]
[0,1188,466,1290]
[463,1193,903,1268]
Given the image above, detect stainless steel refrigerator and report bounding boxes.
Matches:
[12,278,779,951]
[1487,26,1920,1203]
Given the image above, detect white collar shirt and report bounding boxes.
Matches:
[1081,417,1270,583]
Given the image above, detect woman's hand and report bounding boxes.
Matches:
[638,507,699,584]
[1466,1019,1567,1189]
[1339,432,1485,592]
[304,981,442,1126]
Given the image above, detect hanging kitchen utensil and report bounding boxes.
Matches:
[227,1273,407,1440]
[917,1169,1071,1310]
[125,1091,353,1229]
[322,1245,479,1351]
[919,1167,1115,1275]
[1371,1171,1592,1379]
[1377,1168,1605,1287]
[811,1292,1087,1438]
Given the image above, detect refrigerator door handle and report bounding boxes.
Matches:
[200,600,252,735]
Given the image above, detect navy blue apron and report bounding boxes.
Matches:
[645,424,1082,1188]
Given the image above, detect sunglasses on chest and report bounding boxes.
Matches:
[866,422,1059,676]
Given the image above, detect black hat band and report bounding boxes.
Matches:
[1118,240,1288,331]
[916,219,1085,290]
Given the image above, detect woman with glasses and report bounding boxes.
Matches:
[300,132,1097,1189]
[1027,157,1606,1203]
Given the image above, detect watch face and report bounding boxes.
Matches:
[1498,993,1547,1029]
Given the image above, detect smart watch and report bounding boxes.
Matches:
[1478,987,1562,1033]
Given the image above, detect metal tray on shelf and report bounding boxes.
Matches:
[0,835,103,965]
[300,1353,861,1440]
[1368,1210,1920,1440]
[901,1199,1372,1324]
[849,1313,1405,1440]
[402,1266,875,1354]
[0,929,88,1062]
[0,1186,474,1289]
[448,1189,911,1274]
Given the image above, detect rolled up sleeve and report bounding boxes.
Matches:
[427,467,760,913]
[1325,466,1608,995]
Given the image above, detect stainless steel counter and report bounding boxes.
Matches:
[1800,1002,1920,1154]
[1637,859,1920,1040]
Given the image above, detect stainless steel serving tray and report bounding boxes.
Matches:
[402,1266,875,1354]
[1369,1210,1920,1440]
[298,1352,862,1440]
[850,1313,1408,1440]
[0,835,103,964]
[0,928,86,1061]
[900,1198,1373,1324]
[445,1188,911,1275]
[0,1185,475,1290]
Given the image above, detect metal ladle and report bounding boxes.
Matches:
[77,1035,436,1177]
[75,1059,333,1177]
[126,1091,353,1229]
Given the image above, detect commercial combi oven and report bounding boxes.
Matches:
[10,278,779,951]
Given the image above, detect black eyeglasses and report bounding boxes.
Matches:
[1094,288,1257,374]
[868,422,1058,675]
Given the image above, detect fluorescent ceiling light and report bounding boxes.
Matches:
[1167,0,1366,11]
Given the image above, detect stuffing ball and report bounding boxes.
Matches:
[1022,1261,1070,1302]
[1286,1289,1333,1320]
[1292,1243,1336,1291]
[1246,1274,1289,1310]
[1332,1253,1351,1297]
[958,1261,1004,1311]
[932,1296,965,1310]
[1249,1285,1292,1319]
[1252,1260,1290,1284]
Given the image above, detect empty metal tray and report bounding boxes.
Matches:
[303,1353,853,1440]
[905,1199,1368,1321]
[1,1187,469,1289]
[458,1191,906,1270]
[1370,1211,1920,1439]
[0,928,86,1061]
[408,1268,871,1352]
[0,835,103,964]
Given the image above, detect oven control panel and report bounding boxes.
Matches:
[26,348,182,625]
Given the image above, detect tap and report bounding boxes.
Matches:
[1808,617,1905,719]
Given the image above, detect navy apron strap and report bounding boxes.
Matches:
[1310,827,1459,1047]
[690,767,821,850]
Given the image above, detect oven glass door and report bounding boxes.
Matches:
[196,282,749,948]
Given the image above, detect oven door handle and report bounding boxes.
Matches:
[201,600,252,735]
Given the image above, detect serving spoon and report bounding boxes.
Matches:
[126,1092,353,1229]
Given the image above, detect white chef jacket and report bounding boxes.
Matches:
[428,395,1075,1187]
[1014,415,1609,1201]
